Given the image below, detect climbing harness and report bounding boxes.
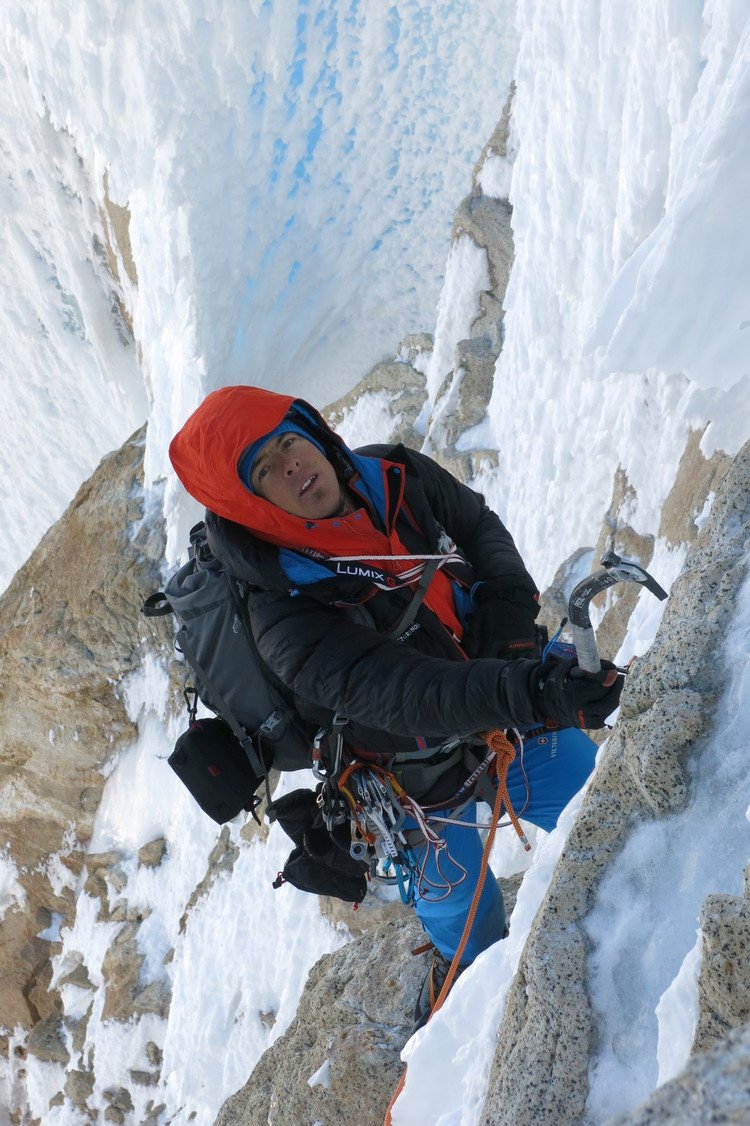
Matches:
[312,722,534,912]
[309,712,537,921]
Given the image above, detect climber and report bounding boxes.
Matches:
[169,386,623,1027]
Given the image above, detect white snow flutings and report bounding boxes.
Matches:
[1,1,519,579]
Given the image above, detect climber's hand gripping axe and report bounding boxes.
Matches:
[567,550,668,676]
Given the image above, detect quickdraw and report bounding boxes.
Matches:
[336,761,417,903]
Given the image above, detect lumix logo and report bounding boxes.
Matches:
[335,562,388,583]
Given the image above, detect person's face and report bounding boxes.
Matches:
[250,432,345,518]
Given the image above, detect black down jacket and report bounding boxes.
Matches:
[206,444,542,799]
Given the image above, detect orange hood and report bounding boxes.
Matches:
[170,385,464,638]
[169,385,347,546]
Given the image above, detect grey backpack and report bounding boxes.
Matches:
[142,522,313,782]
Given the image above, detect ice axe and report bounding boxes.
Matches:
[567,550,668,675]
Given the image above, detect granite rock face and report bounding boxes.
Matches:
[213,917,424,1126]
[324,348,429,451]
[479,440,750,1125]
[0,426,166,1038]
[214,875,522,1126]
[421,86,516,482]
[692,884,750,1055]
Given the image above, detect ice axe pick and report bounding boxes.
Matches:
[567,550,668,675]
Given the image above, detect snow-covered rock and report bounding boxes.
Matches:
[480,439,750,1125]
[214,875,524,1125]
[213,918,422,1126]
[692,885,750,1056]
[330,87,518,483]
[324,350,429,453]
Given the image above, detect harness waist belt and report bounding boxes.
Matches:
[390,745,465,797]
[389,734,476,766]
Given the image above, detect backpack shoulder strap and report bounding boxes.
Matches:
[385,556,442,640]
[225,573,299,709]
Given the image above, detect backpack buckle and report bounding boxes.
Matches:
[259,710,284,736]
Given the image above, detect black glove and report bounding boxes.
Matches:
[464,583,540,660]
[530,657,624,729]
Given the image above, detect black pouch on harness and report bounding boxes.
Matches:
[270,788,368,904]
[168,718,266,825]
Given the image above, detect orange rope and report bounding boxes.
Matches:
[483,729,531,852]
[383,729,521,1125]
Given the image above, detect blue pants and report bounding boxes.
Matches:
[412,727,597,963]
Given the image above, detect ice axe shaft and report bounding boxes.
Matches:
[568,551,668,674]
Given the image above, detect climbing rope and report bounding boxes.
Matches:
[484,728,531,852]
[383,728,523,1125]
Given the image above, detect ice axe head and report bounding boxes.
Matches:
[567,550,667,674]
